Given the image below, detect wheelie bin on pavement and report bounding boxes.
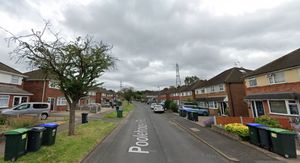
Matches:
[246,123,265,146]
[256,126,272,150]
[27,127,46,152]
[268,128,297,158]
[82,112,88,124]
[182,110,187,117]
[192,112,198,121]
[117,109,123,118]
[4,128,30,161]
[187,111,194,121]
[39,123,59,146]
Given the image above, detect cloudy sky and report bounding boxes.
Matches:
[0,0,300,91]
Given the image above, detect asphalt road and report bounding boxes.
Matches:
[82,102,228,163]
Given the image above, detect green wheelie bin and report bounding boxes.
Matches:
[4,128,30,161]
[192,112,199,121]
[39,123,59,146]
[27,127,46,152]
[246,123,265,146]
[117,109,123,118]
[268,128,297,158]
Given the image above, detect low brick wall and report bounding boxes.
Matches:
[215,116,292,130]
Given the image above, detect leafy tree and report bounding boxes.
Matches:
[122,87,135,103]
[184,76,199,85]
[4,23,115,135]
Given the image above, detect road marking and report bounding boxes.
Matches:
[128,119,150,154]
[190,128,200,132]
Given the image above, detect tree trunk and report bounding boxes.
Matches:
[68,102,77,136]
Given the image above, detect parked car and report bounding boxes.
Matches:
[153,104,164,113]
[150,103,157,109]
[191,106,209,116]
[0,102,51,120]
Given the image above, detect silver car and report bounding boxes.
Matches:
[1,102,50,120]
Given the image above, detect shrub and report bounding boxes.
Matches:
[225,123,249,138]
[169,101,178,113]
[7,116,39,128]
[254,115,281,128]
[164,100,172,110]
[0,115,7,125]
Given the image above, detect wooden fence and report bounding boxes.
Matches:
[215,116,292,130]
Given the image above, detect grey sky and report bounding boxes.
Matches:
[0,0,300,91]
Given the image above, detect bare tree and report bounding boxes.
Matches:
[3,22,116,135]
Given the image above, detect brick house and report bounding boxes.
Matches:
[0,62,33,108]
[244,49,300,118]
[23,69,68,111]
[194,67,252,116]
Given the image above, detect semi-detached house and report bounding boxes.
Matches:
[194,67,252,116]
[244,48,300,118]
[0,62,33,108]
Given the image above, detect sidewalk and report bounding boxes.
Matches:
[166,113,295,163]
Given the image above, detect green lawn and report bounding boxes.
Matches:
[104,102,134,118]
[0,120,116,163]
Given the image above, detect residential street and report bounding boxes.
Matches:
[82,102,228,163]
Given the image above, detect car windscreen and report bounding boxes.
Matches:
[33,104,49,109]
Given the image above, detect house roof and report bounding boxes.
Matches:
[191,80,207,90]
[23,69,56,80]
[0,62,24,76]
[0,84,33,96]
[245,48,300,77]
[204,67,252,86]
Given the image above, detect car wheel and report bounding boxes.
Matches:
[41,113,48,120]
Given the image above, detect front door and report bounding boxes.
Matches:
[252,101,265,117]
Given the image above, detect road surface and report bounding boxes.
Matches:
[82,102,227,163]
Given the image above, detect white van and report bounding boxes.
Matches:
[1,102,51,120]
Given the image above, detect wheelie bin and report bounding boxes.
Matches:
[246,123,265,146]
[39,123,59,146]
[187,111,194,121]
[4,128,29,161]
[117,109,123,118]
[192,112,199,121]
[268,128,297,158]
[257,126,272,150]
[27,127,46,152]
[182,110,187,117]
[82,112,88,124]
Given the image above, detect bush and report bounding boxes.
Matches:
[164,100,172,110]
[225,123,249,138]
[254,115,281,128]
[0,115,7,125]
[169,101,178,113]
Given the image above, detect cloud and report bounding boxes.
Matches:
[1,0,300,90]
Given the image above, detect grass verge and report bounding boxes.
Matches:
[0,120,116,163]
[104,102,134,118]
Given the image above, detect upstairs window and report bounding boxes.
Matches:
[210,86,215,92]
[219,84,224,91]
[11,75,19,84]
[268,72,285,84]
[248,78,257,87]
[201,88,205,94]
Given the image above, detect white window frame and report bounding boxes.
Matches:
[219,84,224,91]
[0,95,10,108]
[210,86,215,92]
[13,96,28,106]
[268,100,300,116]
[267,72,285,84]
[248,78,257,87]
[208,101,218,109]
[11,75,19,84]
[57,97,67,106]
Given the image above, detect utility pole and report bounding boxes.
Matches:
[176,63,182,105]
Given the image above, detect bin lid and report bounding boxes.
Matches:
[256,126,269,129]
[82,112,88,115]
[268,128,296,134]
[246,123,265,127]
[39,122,59,128]
[31,127,46,131]
[4,128,29,135]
